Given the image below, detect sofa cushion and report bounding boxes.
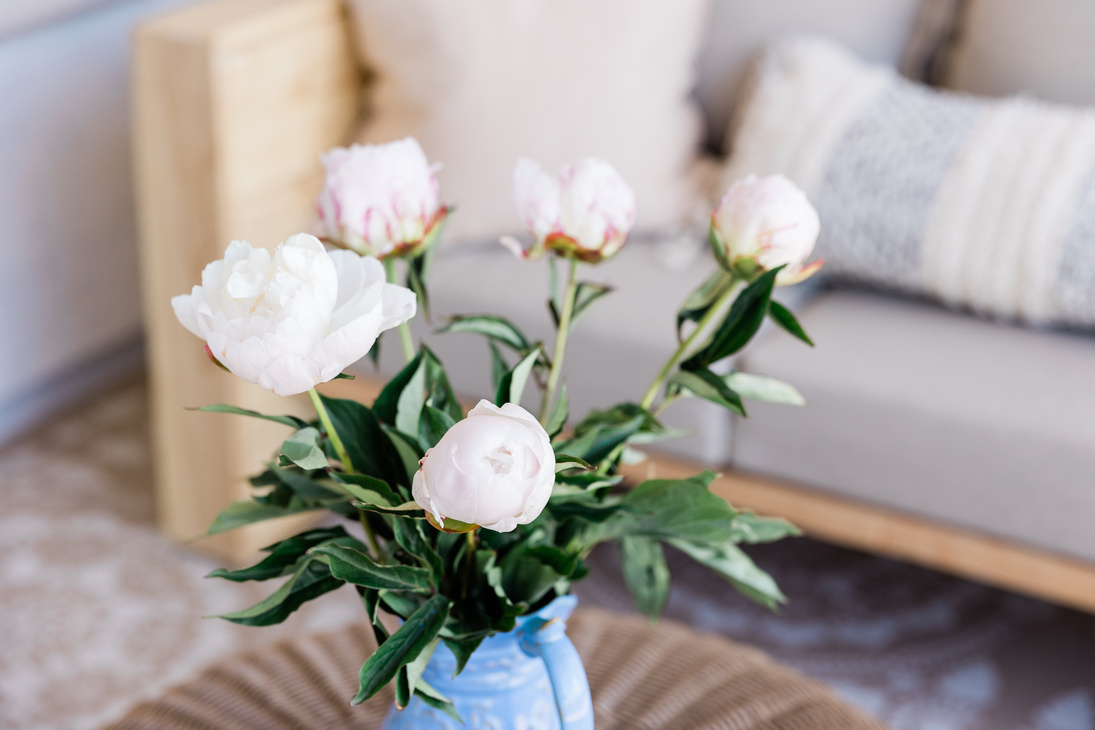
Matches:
[694,0,926,151]
[346,0,708,245]
[942,0,1095,105]
[734,289,1095,561]
[725,35,1095,330]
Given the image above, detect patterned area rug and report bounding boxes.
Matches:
[3,380,1095,729]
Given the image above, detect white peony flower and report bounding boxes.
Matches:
[711,174,822,285]
[412,400,556,533]
[172,233,416,396]
[505,157,636,263]
[317,137,446,259]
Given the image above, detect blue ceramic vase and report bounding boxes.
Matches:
[381,595,594,729]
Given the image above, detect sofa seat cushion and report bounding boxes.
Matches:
[369,240,738,465]
[735,289,1095,561]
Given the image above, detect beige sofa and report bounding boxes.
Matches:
[134,0,1095,611]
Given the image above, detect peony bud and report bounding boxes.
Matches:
[172,234,416,396]
[317,138,447,259]
[505,157,636,264]
[711,174,822,285]
[412,400,555,533]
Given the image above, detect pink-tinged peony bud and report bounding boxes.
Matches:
[412,400,555,533]
[711,174,822,285]
[317,138,447,259]
[505,157,636,264]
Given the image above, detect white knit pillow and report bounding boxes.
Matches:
[347,0,708,244]
[726,36,1095,327]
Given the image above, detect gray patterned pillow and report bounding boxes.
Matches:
[725,35,1095,327]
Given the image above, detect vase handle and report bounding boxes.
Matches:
[518,599,594,730]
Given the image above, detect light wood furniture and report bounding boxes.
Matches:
[133,0,1095,612]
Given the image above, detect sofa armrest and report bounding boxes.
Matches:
[132,0,362,561]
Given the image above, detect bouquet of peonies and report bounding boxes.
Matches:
[173,138,822,719]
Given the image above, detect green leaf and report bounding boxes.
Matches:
[396,636,441,709]
[544,382,569,438]
[554,453,593,472]
[730,512,801,544]
[393,518,444,578]
[311,543,432,591]
[667,538,786,610]
[668,369,746,416]
[677,269,735,340]
[395,358,428,438]
[723,372,805,406]
[413,680,461,723]
[419,405,455,450]
[683,266,781,370]
[494,346,541,407]
[333,372,356,381]
[320,395,406,487]
[351,594,452,705]
[568,282,613,331]
[331,471,401,506]
[190,404,305,429]
[438,315,530,352]
[215,559,343,626]
[207,499,317,535]
[620,536,670,619]
[489,342,509,393]
[768,300,814,346]
[443,636,484,678]
[374,351,425,426]
[561,405,649,465]
[280,427,331,470]
[270,466,344,502]
[209,527,354,582]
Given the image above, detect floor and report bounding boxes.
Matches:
[2,380,1094,729]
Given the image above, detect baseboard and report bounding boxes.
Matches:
[0,334,146,445]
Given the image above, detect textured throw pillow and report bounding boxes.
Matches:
[346,0,708,244]
[725,36,1095,327]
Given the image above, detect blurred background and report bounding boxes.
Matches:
[4,1,1095,728]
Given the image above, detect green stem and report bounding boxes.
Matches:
[384,258,416,363]
[307,388,385,563]
[462,529,478,599]
[639,279,741,412]
[308,388,353,473]
[540,257,579,422]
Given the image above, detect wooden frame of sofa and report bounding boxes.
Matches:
[133,0,1095,612]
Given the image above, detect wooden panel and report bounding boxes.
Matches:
[621,456,1095,614]
[133,0,361,562]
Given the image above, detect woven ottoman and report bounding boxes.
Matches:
[108,608,887,729]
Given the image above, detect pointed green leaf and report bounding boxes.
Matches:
[209,527,354,582]
[768,300,814,346]
[351,594,452,705]
[443,636,484,678]
[419,405,456,450]
[730,511,801,544]
[311,543,432,591]
[414,680,461,723]
[677,269,735,340]
[489,342,509,392]
[620,536,670,619]
[494,346,541,407]
[331,471,401,506]
[396,636,440,709]
[668,369,746,416]
[215,559,343,626]
[553,453,593,472]
[668,538,785,609]
[280,427,330,470]
[320,395,406,487]
[438,315,530,352]
[723,372,805,406]
[191,404,305,429]
[374,351,425,426]
[683,266,781,370]
[395,358,428,438]
[207,499,317,535]
[544,382,569,438]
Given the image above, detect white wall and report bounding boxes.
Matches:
[0,0,194,441]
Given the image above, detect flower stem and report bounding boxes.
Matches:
[639,279,741,412]
[308,387,385,563]
[540,257,579,422]
[384,258,416,363]
[308,388,353,473]
[462,529,478,599]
